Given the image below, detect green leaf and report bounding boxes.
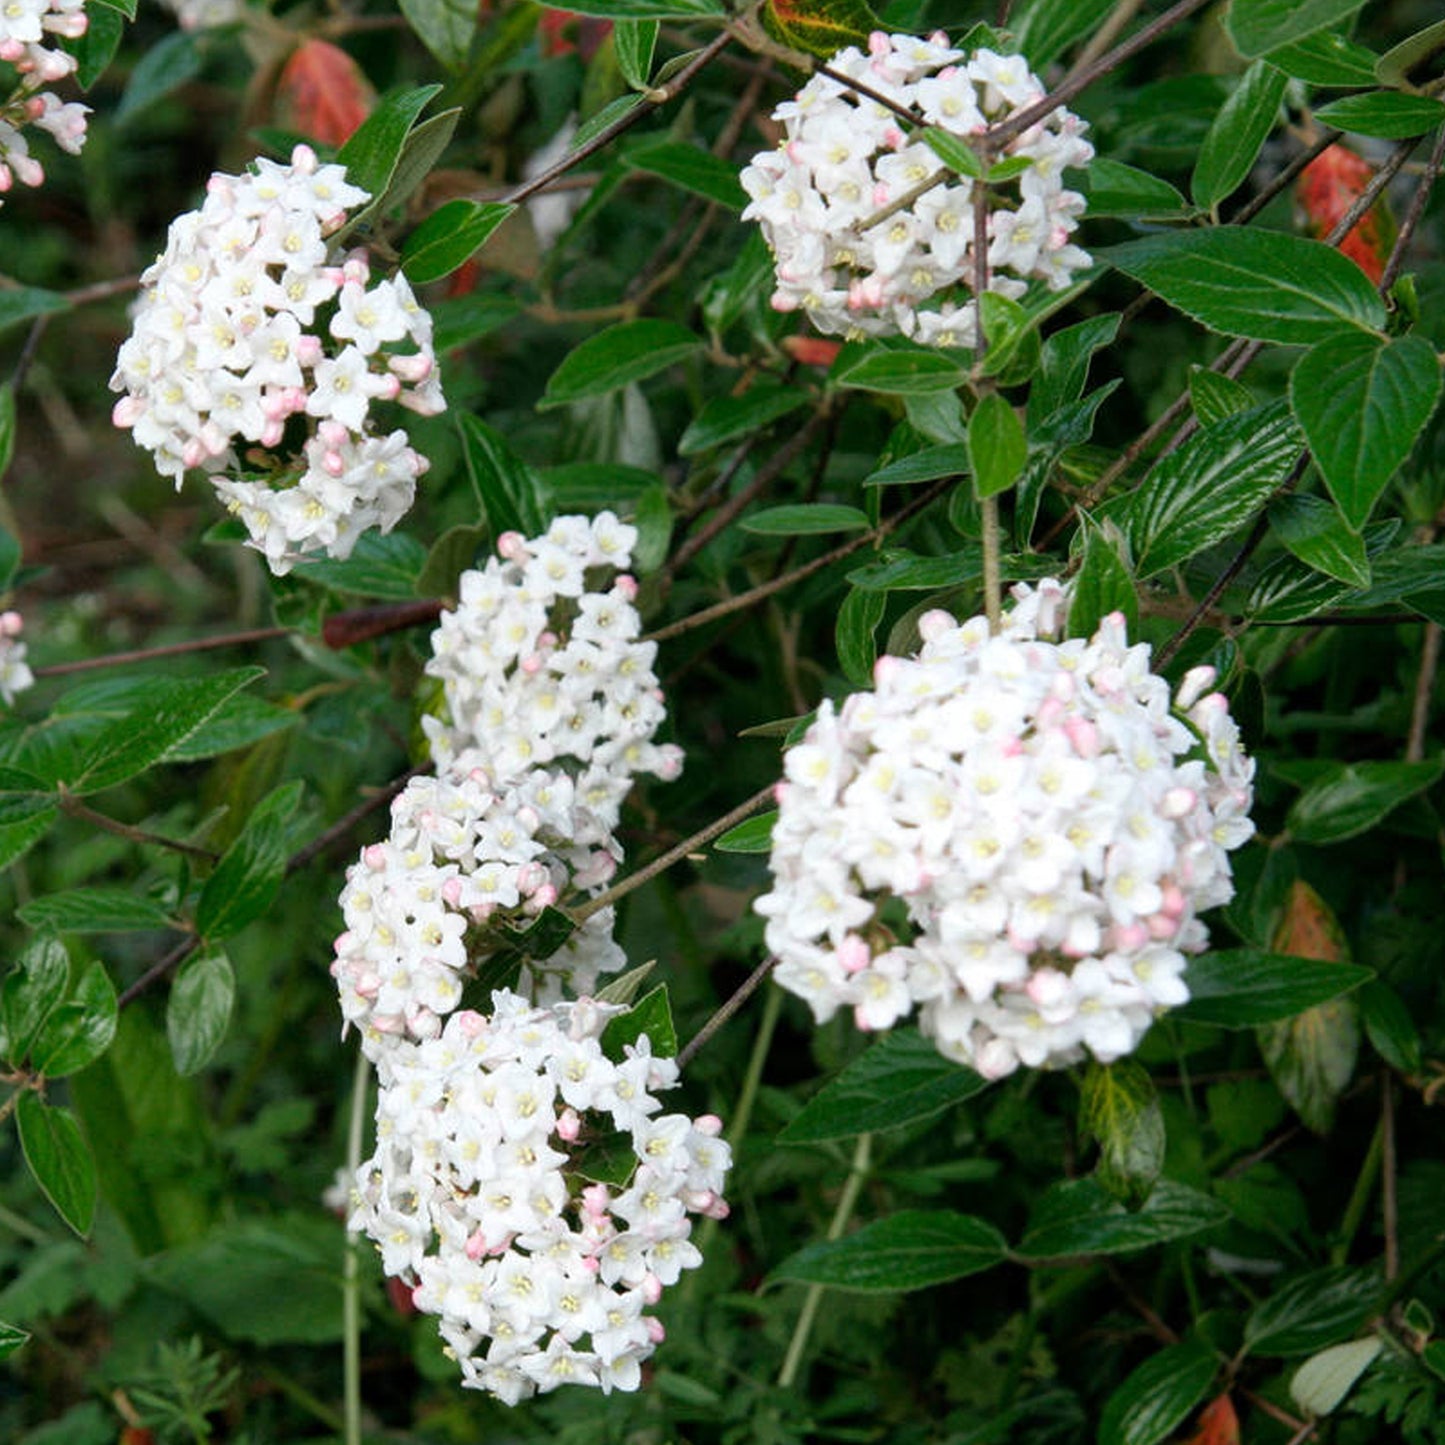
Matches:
[1314,91,1445,140]
[549,0,723,15]
[1175,948,1372,1027]
[0,515,18,590]
[1104,402,1300,577]
[1359,979,1421,1073]
[417,522,489,599]
[1268,494,1370,588]
[1291,1338,1383,1416]
[19,888,174,934]
[979,293,1042,386]
[92,0,135,15]
[1245,1267,1379,1356]
[354,107,460,236]
[115,29,202,124]
[833,345,970,396]
[1014,0,1114,68]
[760,0,877,58]
[614,19,658,87]
[1030,313,1120,421]
[741,504,870,537]
[0,934,70,1063]
[837,587,885,687]
[1066,518,1136,640]
[1268,31,1379,85]
[863,444,971,488]
[713,810,776,854]
[196,781,303,941]
[1192,60,1288,211]
[1104,229,1386,343]
[594,961,657,1008]
[1286,757,1445,843]
[539,320,702,410]
[1098,1339,1219,1445]
[631,484,671,573]
[457,414,550,536]
[969,392,1026,500]
[1081,1059,1164,1205]
[1376,18,1445,90]
[166,694,299,763]
[921,127,982,180]
[572,1127,638,1189]
[1227,0,1368,58]
[0,1321,29,1361]
[0,287,70,335]
[625,139,747,209]
[779,1029,990,1144]
[69,1,125,90]
[770,1210,1007,1293]
[1260,996,1359,1133]
[336,85,442,201]
[15,1093,96,1237]
[846,548,983,593]
[1289,331,1442,532]
[401,201,514,284]
[1075,158,1190,219]
[431,292,520,352]
[1017,1179,1228,1260]
[0,810,57,875]
[69,668,263,795]
[599,984,677,1063]
[294,530,427,599]
[679,385,808,455]
[166,951,235,1077]
[397,0,476,69]
[29,961,117,1078]
[1189,366,1255,425]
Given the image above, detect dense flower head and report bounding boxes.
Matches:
[741,32,1092,346]
[0,0,90,198]
[348,989,730,1402]
[0,609,33,705]
[425,513,683,829]
[333,756,629,1064]
[109,143,445,575]
[757,579,1254,1079]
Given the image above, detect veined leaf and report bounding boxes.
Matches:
[1017,1178,1228,1259]
[16,1093,96,1237]
[1099,1339,1219,1445]
[1174,948,1371,1027]
[1227,0,1368,59]
[1192,60,1288,211]
[540,320,702,409]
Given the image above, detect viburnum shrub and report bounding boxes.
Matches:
[1,4,1444,1444]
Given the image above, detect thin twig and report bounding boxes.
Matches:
[117,936,202,1010]
[285,767,428,875]
[1229,129,1341,228]
[57,790,218,865]
[33,627,292,678]
[1380,123,1445,295]
[1382,1071,1399,1283]
[678,954,778,1069]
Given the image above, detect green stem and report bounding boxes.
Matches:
[777,1131,873,1389]
[343,1050,370,1445]
[1331,1116,1383,1267]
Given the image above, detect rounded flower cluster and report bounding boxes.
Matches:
[0,610,33,705]
[110,144,445,575]
[0,0,90,198]
[741,33,1092,346]
[756,580,1255,1079]
[424,512,683,830]
[349,991,729,1402]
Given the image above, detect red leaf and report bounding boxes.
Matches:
[1178,1393,1240,1445]
[276,40,377,149]
[782,335,843,366]
[1297,145,1393,285]
[539,9,611,60]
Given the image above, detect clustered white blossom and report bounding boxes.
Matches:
[0,0,90,198]
[741,32,1092,346]
[0,610,33,704]
[349,990,728,1402]
[110,144,445,575]
[159,0,243,31]
[757,579,1255,1080]
[337,515,720,1399]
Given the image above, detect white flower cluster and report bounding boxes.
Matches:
[757,580,1255,1079]
[110,144,445,575]
[160,0,242,30]
[0,0,90,198]
[349,990,729,1402]
[0,610,34,704]
[741,33,1092,346]
[424,512,683,830]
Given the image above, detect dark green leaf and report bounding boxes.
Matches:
[760,0,877,58]
[539,320,702,409]
[166,694,299,763]
[969,392,1027,499]
[197,781,304,941]
[679,385,808,455]
[921,127,982,180]
[979,293,1042,386]
[846,549,982,592]
[780,1029,990,1144]
[599,984,677,1063]
[614,19,658,88]
[1067,518,1136,639]
[741,504,870,537]
[1289,331,1442,531]
[1244,1266,1379,1356]
[401,201,514,284]
[1189,366,1254,425]
[69,1,124,90]
[625,139,747,208]
[0,934,69,1063]
[837,588,885,687]
[294,531,427,599]
[1266,31,1379,86]
[0,287,70,335]
[1081,1059,1164,1205]
[0,516,17,590]
[1074,158,1190,219]
[431,293,520,352]
[397,0,476,69]
[356,107,460,236]
[1192,60,1288,211]
[1175,948,1372,1027]
[0,1321,28,1360]
[862,444,971,488]
[115,30,202,124]
[1359,979,1421,1073]
[833,345,970,396]
[1268,494,1370,588]
[1314,91,1445,140]
[1260,997,1359,1133]
[166,951,235,1077]
[92,0,135,15]
[630,484,671,573]
[770,1210,1007,1292]
[1017,1179,1228,1259]
[15,1093,96,1237]
[573,1127,639,1188]
[713,811,776,854]
[0,765,58,827]
[1286,757,1445,842]
[457,414,550,536]
[1014,0,1114,67]
[1098,1339,1218,1445]
[30,961,117,1078]
[552,0,722,15]
[1030,314,1120,421]
[1104,229,1386,343]
[0,810,57,874]
[335,85,441,201]
[417,522,489,598]
[1227,0,1368,58]
[19,888,173,934]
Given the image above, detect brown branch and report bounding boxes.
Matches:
[678,954,777,1069]
[33,627,292,678]
[117,936,202,1010]
[1380,123,1445,295]
[57,789,218,864]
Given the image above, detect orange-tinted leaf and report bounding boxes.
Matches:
[1178,1393,1240,1445]
[276,40,377,148]
[538,9,611,59]
[763,0,879,58]
[1297,145,1393,285]
[783,335,843,366]
[1271,880,1350,962]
